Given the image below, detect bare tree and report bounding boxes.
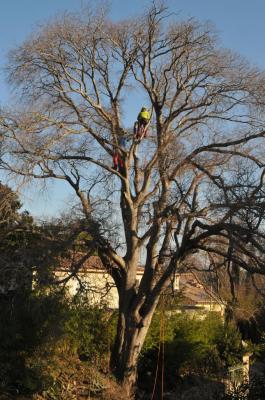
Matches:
[2,3,265,396]
[0,183,21,226]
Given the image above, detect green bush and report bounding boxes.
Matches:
[0,287,116,396]
[138,311,243,393]
[62,299,115,362]
[0,287,67,394]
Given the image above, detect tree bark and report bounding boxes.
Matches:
[111,296,156,398]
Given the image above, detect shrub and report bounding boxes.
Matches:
[62,299,115,364]
[0,287,67,394]
[138,311,243,393]
[0,287,116,396]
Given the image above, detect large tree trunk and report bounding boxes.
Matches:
[110,303,156,398]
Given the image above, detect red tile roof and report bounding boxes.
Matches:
[179,273,219,305]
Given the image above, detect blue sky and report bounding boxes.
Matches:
[1,0,265,217]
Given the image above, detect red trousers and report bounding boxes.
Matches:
[113,152,124,170]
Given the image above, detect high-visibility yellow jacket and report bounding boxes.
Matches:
[138,110,150,121]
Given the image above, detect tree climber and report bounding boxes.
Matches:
[134,107,150,140]
[112,135,127,171]
[113,150,124,171]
